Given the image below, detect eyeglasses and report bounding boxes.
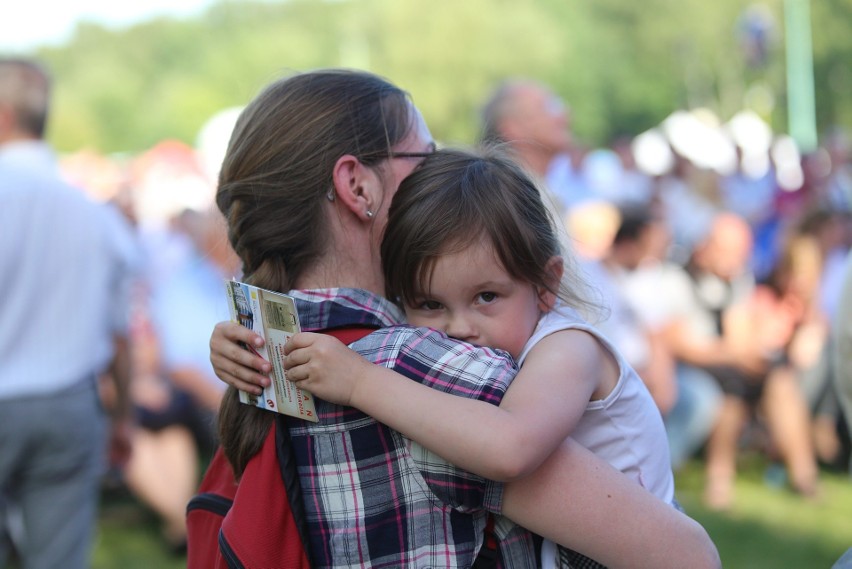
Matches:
[360,145,436,162]
[326,147,436,202]
[383,151,435,159]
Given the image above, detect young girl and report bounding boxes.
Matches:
[281,147,676,568]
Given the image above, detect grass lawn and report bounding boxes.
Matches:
[86,455,852,569]
[675,455,852,568]
[92,486,186,569]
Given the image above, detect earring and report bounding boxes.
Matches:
[366,210,374,218]
[326,188,335,202]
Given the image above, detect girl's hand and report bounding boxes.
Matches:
[209,321,272,394]
[283,332,371,406]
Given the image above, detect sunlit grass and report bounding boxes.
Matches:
[675,454,852,568]
[92,487,185,569]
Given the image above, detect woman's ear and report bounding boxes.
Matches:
[537,255,564,313]
[331,154,380,222]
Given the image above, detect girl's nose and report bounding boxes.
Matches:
[446,314,476,343]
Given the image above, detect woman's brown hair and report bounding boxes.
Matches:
[216,69,414,477]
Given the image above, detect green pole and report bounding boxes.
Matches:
[784,0,818,152]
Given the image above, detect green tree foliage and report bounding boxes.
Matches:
[811,0,852,131]
[24,0,851,154]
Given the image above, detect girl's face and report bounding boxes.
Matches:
[403,236,551,360]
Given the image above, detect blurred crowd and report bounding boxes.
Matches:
[10,71,852,557]
[477,79,852,513]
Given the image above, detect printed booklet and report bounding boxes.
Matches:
[224,280,317,422]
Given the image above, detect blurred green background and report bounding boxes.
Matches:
[16,0,852,155]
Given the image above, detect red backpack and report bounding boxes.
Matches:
[186,326,375,569]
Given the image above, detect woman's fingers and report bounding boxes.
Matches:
[216,367,265,395]
[210,322,271,376]
[229,340,271,374]
[218,320,264,347]
[210,347,271,390]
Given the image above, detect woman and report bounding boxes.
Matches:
[210,68,719,568]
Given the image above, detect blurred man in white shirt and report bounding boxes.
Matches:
[0,58,139,569]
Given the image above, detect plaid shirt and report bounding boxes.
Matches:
[288,288,537,568]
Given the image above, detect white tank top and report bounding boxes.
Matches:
[517,306,675,504]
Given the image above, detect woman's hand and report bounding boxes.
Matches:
[284,332,372,406]
[209,321,272,394]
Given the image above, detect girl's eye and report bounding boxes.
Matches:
[477,292,497,304]
[417,299,443,311]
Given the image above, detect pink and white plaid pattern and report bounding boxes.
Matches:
[287,288,537,568]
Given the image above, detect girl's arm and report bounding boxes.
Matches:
[503,437,720,569]
[283,329,603,480]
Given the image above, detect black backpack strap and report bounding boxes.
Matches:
[219,529,246,569]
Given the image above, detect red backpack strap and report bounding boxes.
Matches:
[274,415,311,565]
[194,446,238,498]
[186,448,237,569]
[214,325,378,568]
[221,325,376,565]
[220,424,312,568]
[321,325,377,345]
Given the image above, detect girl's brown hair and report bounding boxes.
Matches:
[216,69,414,477]
[381,146,591,313]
